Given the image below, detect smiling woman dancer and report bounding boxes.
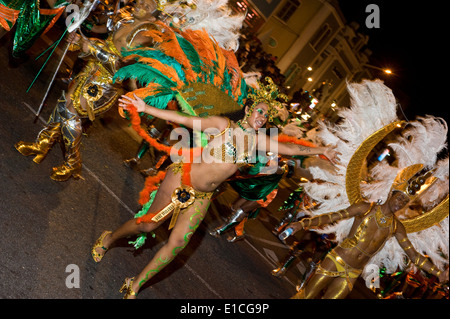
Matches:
[91,78,339,298]
[88,4,338,297]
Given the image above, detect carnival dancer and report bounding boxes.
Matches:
[287,80,449,299]
[0,0,68,57]
[91,85,338,299]
[208,111,329,242]
[291,168,448,298]
[209,152,288,242]
[87,18,340,298]
[14,0,159,181]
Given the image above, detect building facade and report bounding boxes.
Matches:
[230,0,375,123]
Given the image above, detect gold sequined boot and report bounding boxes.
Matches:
[15,94,67,163]
[50,133,82,181]
[15,124,61,164]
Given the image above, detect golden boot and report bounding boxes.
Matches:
[15,123,61,164]
[50,134,82,181]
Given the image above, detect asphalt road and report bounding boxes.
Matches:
[0,25,376,302]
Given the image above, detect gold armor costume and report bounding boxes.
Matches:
[15,5,139,181]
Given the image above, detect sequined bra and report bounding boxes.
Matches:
[205,119,256,165]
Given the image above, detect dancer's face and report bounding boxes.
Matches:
[134,0,156,19]
[388,191,410,212]
[246,103,268,130]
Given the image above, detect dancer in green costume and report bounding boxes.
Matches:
[0,0,68,57]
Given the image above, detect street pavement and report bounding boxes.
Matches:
[0,24,376,300]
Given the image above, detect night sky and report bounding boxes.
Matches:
[337,0,448,122]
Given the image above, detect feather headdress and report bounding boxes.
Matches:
[158,0,245,51]
[113,20,248,117]
[301,79,449,279]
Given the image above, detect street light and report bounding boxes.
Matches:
[363,63,393,75]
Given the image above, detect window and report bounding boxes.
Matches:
[285,63,302,87]
[268,37,278,48]
[332,66,344,79]
[309,24,331,51]
[231,0,265,32]
[276,0,301,22]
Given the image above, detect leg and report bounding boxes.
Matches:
[321,276,355,299]
[130,197,211,297]
[293,272,334,299]
[92,167,181,260]
[209,197,258,238]
[272,242,303,277]
[231,197,248,211]
[227,200,262,242]
[49,93,83,181]
[209,207,247,237]
[123,140,150,168]
[292,254,337,299]
[240,200,261,213]
[227,217,247,242]
[15,94,63,163]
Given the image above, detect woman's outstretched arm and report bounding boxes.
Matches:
[119,94,228,132]
[256,133,340,164]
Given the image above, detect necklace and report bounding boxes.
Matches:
[237,120,249,132]
[375,206,393,228]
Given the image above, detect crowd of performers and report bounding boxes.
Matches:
[3,0,449,299]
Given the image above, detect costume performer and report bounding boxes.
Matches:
[209,152,288,242]
[273,186,309,235]
[89,6,340,297]
[0,0,68,57]
[14,0,160,181]
[288,80,449,299]
[209,107,327,242]
[271,232,333,277]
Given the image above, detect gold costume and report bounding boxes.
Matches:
[71,36,124,121]
[154,162,213,229]
[14,6,134,181]
[316,250,362,290]
[294,204,399,299]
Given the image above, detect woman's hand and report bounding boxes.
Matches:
[322,145,341,165]
[119,94,148,113]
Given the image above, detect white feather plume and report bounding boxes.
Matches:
[163,0,245,51]
[301,79,449,280]
[303,79,399,217]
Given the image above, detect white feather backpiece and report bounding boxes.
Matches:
[302,79,449,279]
[303,79,399,230]
[163,0,245,51]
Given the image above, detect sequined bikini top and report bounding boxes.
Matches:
[205,119,256,165]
